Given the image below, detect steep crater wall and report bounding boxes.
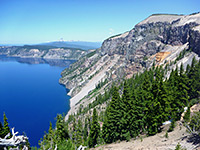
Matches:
[101,20,200,62]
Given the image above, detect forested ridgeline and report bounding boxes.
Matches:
[39,57,200,149]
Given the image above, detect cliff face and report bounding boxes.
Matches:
[101,13,200,61]
[0,45,86,60]
[189,27,200,56]
[60,13,200,119]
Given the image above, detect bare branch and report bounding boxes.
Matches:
[0,128,28,147]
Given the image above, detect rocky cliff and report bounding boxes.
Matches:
[60,12,200,119]
[0,45,86,60]
[101,13,200,60]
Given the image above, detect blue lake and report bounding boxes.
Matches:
[0,56,74,146]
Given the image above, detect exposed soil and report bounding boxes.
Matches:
[92,121,200,150]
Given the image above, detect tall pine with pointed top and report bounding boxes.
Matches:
[88,108,100,148]
[2,113,10,138]
[147,67,167,135]
[102,86,121,143]
[171,64,189,120]
[120,80,133,141]
[55,114,69,141]
[187,57,198,99]
[138,71,153,135]
[47,122,54,141]
[179,63,189,105]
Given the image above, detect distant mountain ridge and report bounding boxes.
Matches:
[0,44,86,60]
[39,41,102,50]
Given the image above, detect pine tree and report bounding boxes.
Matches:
[172,64,189,120]
[102,86,122,143]
[76,119,83,147]
[147,68,166,135]
[138,71,153,134]
[187,57,198,99]
[0,122,3,138]
[56,114,69,141]
[159,74,170,122]
[47,122,55,143]
[131,89,144,137]
[3,112,10,138]
[131,71,152,136]
[72,118,77,144]
[167,69,180,119]
[120,80,133,141]
[168,66,187,120]
[83,118,88,145]
[179,63,189,105]
[188,59,200,100]
[88,108,100,148]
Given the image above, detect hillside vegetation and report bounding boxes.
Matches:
[37,57,200,149]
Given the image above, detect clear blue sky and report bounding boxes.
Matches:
[0,0,199,44]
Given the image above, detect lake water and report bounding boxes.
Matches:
[0,56,74,146]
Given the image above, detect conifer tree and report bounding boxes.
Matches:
[72,118,77,144]
[168,67,185,120]
[131,89,144,136]
[147,67,166,135]
[83,118,88,144]
[171,64,189,120]
[120,80,133,141]
[102,86,121,143]
[88,108,100,148]
[3,113,10,138]
[188,59,200,100]
[138,71,153,134]
[47,122,53,141]
[0,122,3,138]
[187,57,198,99]
[56,114,69,141]
[76,119,83,147]
[158,74,170,122]
[179,63,189,105]
[167,69,179,118]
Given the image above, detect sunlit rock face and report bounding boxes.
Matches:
[101,13,200,62]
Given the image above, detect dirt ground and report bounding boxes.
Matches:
[92,121,200,150]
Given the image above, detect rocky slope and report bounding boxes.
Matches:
[92,121,200,150]
[92,104,200,150]
[0,45,86,60]
[60,12,200,120]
